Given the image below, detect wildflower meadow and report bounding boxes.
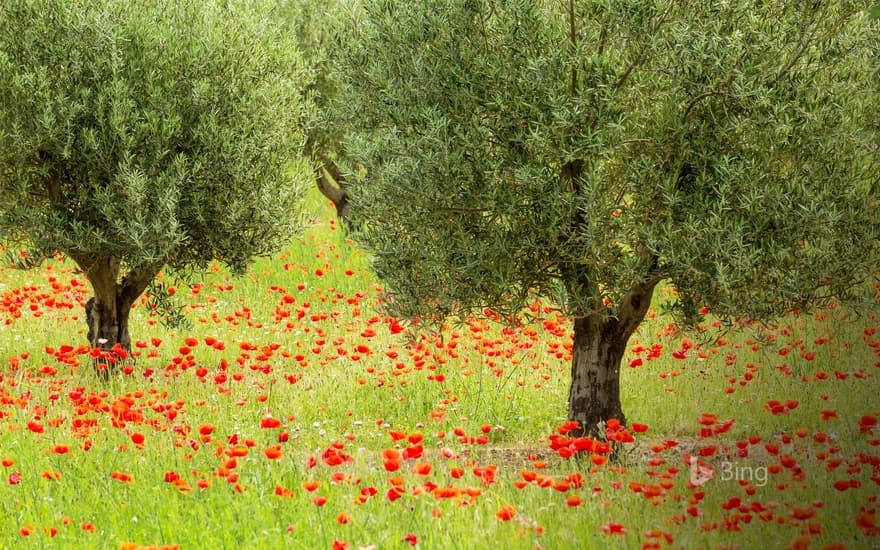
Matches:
[0,194,878,550]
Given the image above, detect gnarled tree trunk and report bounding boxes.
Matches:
[75,254,160,370]
[568,280,658,435]
[311,147,350,222]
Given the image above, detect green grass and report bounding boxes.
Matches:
[0,193,878,549]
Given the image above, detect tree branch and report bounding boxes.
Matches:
[568,0,578,96]
[772,20,816,86]
[120,263,163,302]
[616,274,662,340]
[313,152,350,221]
[615,2,674,90]
[615,50,647,89]
[682,89,727,120]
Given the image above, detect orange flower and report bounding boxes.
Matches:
[496,505,516,521]
[433,486,461,499]
[303,480,321,492]
[264,446,282,460]
[601,522,627,535]
[261,416,282,429]
[111,471,133,483]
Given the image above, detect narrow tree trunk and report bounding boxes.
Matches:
[568,280,658,435]
[315,163,350,221]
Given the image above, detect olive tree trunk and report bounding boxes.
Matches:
[74,254,159,368]
[568,280,658,435]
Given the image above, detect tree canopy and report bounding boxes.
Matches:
[326,0,879,325]
[0,0,314,354]
[322,0,879,429]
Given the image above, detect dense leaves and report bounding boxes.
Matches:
[0,0,313,276]
[326,0,880,326]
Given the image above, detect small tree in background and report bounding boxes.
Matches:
[0,0,314,360]
[283,0,352,221]
[325,0,880,433]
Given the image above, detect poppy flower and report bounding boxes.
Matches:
[601,522,627,535]
[496,505,516,521]
[110,471,133,483]
[264,446,282,459]
[303,481,320,492]
[261,416,282,429]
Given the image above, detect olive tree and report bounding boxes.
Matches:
[0,0,313,359]
[283,0,353,221]
[324,0,880,433]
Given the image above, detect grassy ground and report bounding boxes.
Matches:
[0,194,878,549]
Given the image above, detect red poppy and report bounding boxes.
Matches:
[303,481,320,492]
[601,522,627,535]
[496,505,516,521]
[413,462,432,476]
[264,446,282,459]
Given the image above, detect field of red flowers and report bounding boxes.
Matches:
[1,202,878,549]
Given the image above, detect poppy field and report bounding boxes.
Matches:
[1,198,878,550]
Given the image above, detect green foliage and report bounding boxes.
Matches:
[0,0,314,276]
[325,0,880,326]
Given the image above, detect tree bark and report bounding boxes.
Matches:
[568,315,628,431]
[75,254,160,370]
[315,162,349,220]
[568,280,658,435]
[306,137,351,222]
